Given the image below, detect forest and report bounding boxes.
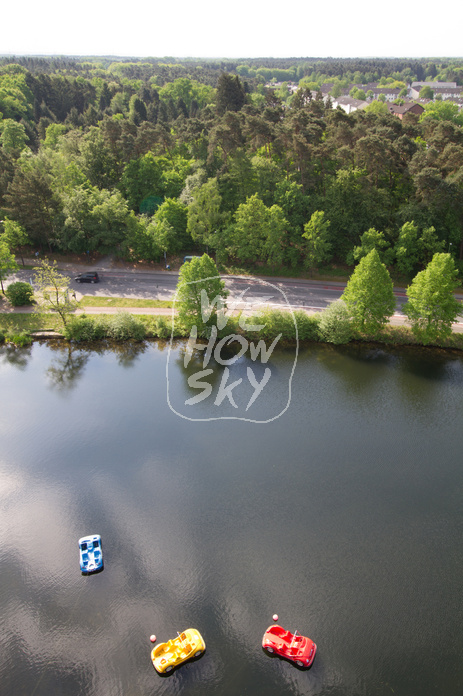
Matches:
[1,55,463,280]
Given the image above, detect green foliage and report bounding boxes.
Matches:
[404,253,461,344]
[294,311,321,341]
[158,78,215,111]
[318,300,352,344]
[2,56,463,278]
[42,123,67,150]
[176,254,227,333]
[0,328,4,343]
[104,312,146,341]
[1,217,30,251]
[148,316,172,339]
[121,215,162,261]
[342,249,396,333]
[5,330,32,347]
[350,227,393,266]
[121,153,191,212]
[148,217,178,255]
[302,211,332,272]
[419,86,434,99]
[63,316,103,342]
[0,240,19,294]
[228,194,289,265]
[239,308,319,342]
[5,281,34,306]
[420,100,463,126]
[0,118,28,154]
[0,70,34,121]
[154,198,189,249]
[187,178,223,248]
[364,100,389,114]
[394,221,420,276]
[419,226,445,266]
[60,185,131,253]
[216,73,246,115]
[244,308,297,342]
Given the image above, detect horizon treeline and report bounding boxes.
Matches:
[1,56,463,278]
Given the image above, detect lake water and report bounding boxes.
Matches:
[0,340,462,696]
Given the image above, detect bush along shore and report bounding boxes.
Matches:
[2,309,463,353]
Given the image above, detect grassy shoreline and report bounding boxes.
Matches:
[2,309,463,353]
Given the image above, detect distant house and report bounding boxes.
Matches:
[409,82,462,100]
[332,96,368,114]
[351,83,402,102]
[388,102,425,120]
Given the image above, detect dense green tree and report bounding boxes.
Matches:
[323,168,390,259]
[342,249,396,332]
[404,253,461,343]
[216,73,246,115]
[148,216,179,256]
[1,217,30,265]
[208,112,244,170]
[158,78,215,111]
[60,186,131,253]
[364,100,389,114]
[394,221,421,276]
[121,152,165,212]
[350,227,393,266]
[420,100,463,126]
[302,210,332,273]
[42,123,67,150]
[418,225,445,266]
[419,86,434,99]
[0,118,28,154]
[187,178,223,249]
[176,254,227,333]
[128,95,147,125]
[5,152,61,250]
[153,197,189,249]
[0,68,34,121]
[0,240,18,293]
[262,204,290,266]
[226,194,266,261]
[273,180,310,234]
[121,215,162,262]
[79,127,121,189]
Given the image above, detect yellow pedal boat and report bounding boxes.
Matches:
[151,628,206,673]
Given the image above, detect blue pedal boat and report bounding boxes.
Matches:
[79,534,103,573]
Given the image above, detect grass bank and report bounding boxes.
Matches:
[2,308,463,353]
[80,296,173,308]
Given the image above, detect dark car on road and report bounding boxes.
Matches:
[75,272,100,283]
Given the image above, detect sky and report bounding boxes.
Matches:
[2,0,462,59]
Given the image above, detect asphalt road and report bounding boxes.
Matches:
[7,263,463,331]
[11,267,408,313]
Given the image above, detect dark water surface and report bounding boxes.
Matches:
[0,341,462,696]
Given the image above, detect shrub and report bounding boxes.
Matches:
[293,311,321,341]
[318,300,352,344]
[5,282,34,306]
[0,328,5,343]
[150,316,172,339]
[63,316,106,342]
[242,309,298,342]
[105,312,146,341]
[6,331,32,347]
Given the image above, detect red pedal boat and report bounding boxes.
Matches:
[262,624,317,668]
